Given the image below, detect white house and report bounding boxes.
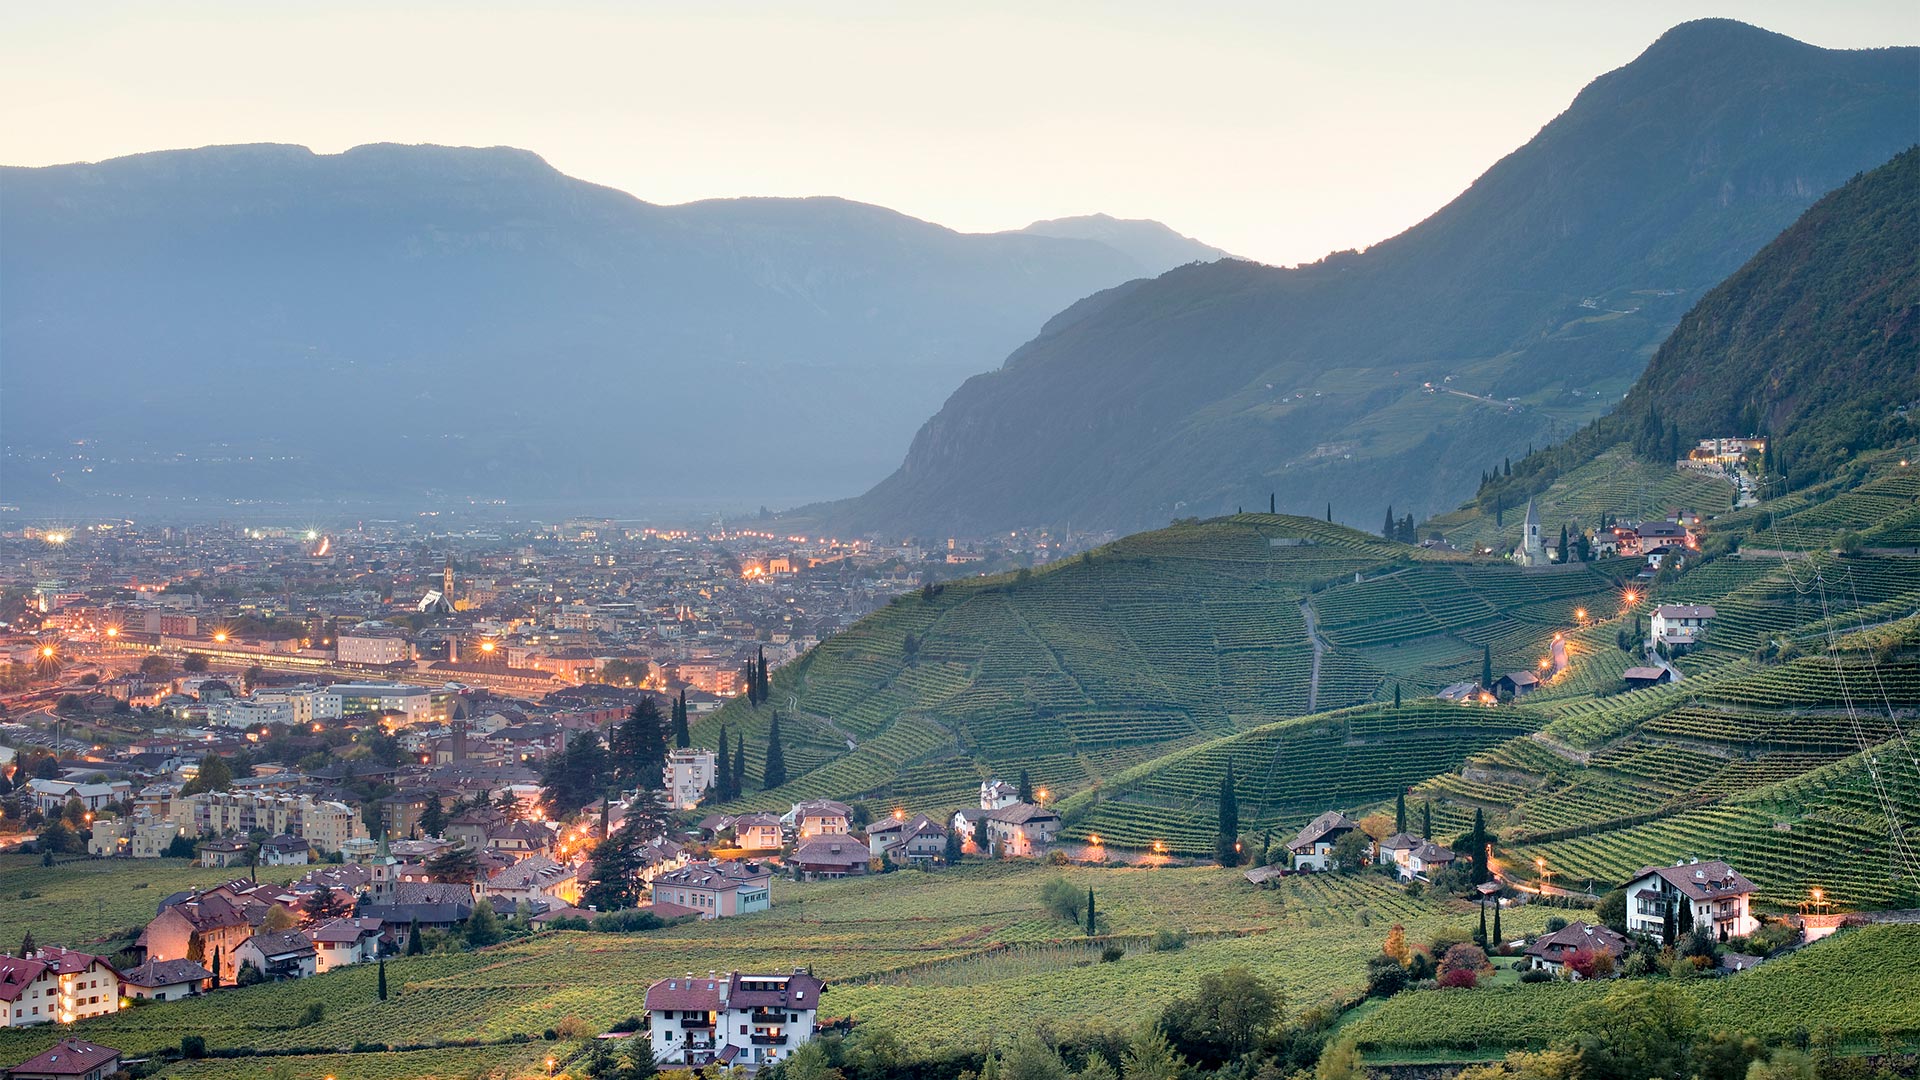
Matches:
[1287,811,1361,871]
[650,861,773,919]
[645,969,823,1069]
[953,802,1059,858]
[782,801,852,840]
[1650,605,1716,649]
[306,918,383,974]
[25,779,131,814]
[233,931,317,981]
[0,948,122,1027]
[1623,859,1757,942]
[979,779,1020,810]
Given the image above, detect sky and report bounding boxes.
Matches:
[2,2,1913,267]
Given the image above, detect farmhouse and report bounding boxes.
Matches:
[1288,811,1361,871]
[644,969,823,1069]
[115,958,211,1002]
[650,860,773,919]
[868,814,948,865]
[784,800,852,840]
[1623,859,1757,942]
[234,930,317,981]
[1650,604,1716,650]
[975,802,1061,858]
[307,918,384,973]
[6,1038,121,1080]
[1525,921,1627,977]
[789,837,870,880]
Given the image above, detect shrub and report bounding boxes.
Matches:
[1440,943,1488,975]
[1100,945,1124,963]
[1150,928,1187,952]
[1520,968,1554,983]
[1438,967,1479,989]
[181,1036,206,1059]
[1366,955,1410,998]
[297,1002,325,1027]
[1544,916,1568,933]
[555,1015,594,1038]
[1038,876,1084,923]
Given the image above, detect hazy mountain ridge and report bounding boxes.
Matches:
[820,20,1918,537]
[0,142,1215,510]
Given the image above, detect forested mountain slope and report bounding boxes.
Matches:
[821,20,1917,536]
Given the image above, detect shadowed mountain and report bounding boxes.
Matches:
[820,20,1917,537]
[0,143,1214,513]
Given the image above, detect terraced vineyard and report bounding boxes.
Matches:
[1427,447,1736,554]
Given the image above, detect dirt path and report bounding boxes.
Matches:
[1300,599,1328,713]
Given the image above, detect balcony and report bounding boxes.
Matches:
[751,1033,789,1047]
[680,1017,714,1029]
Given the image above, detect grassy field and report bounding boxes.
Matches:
[1340,924,1920,1057]
[0,855,310,951]
[0,859,1545,1071]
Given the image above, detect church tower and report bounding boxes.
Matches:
[1515,499,1549,566]
[442,555,456,606]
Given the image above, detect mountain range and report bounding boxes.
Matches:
[0,144,1219,513]
[819,19,1918,537]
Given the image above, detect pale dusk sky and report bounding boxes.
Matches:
[3,1,1913,266]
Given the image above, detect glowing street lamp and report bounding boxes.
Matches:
[213,631,229,643]
[45,531,68,546]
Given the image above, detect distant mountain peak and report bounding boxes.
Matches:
[1012,214,1230,275]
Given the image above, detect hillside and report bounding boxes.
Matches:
[692,514,1640,818]
[0,144,1211,511]
[1462,146,1920,523]
[818,21,1919,536]
[1012,213,1230,270]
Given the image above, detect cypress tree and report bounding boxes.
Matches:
[377,956,388,1000]
[1469,808,1491,885]
[1216,760,1241,866]
[1492,902,1503,947]
[1678,897,1694,935]
[715,724,731,800]
[1476,900,1489,948]
[972,814,989,856]
[1017,769,1033,803]
[1383,506,1396,540]
[1326,503,1333,523]
[733,733,746,797]
[406,917,422,955]
[672,692,690,749]
[762,714,787,789]
[1395,793,1406,834]
[1557,524,1569,563]
[1393,684,1401,709]
[944,827,963,865]
[1422,801,1432,840]
[1085,888,1096,935]
[1662,903,1677,944]
[1481,644,1493,690]
[1270,493,1276,514]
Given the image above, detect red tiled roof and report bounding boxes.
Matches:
[643,975,724,1011]
[0,956,49,1003]
[9,1038,120,1076]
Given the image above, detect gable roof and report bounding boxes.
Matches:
[1627,860,1756,901]
[1524,921,1627,961]
[8,1038,120,1076]
[118,957,214,988]
[644,974,724,1012]
[0,956,49,1003]
[1289,811,1359,851]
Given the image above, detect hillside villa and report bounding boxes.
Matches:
[1650,604,1716,652]
[1377,832,1457,881]
[645,969,823,1069]
[867,813,949,865]
[1624,859,1757,942]
[1288,811,1362,871]
[1525,921,1628,977]
[784,800,853,840]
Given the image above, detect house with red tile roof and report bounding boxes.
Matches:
[0,948,120,1028]
[7,1037,121,1080]
[644,969,823,1069]
[1623,859,1757,942]
[649,861,772,918]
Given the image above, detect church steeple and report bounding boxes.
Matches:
[442,555,456,605]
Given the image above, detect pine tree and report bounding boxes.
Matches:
[420,793,446,839]
[1395,793,1406,835]
[1481,644,1493,690]
[1216,760,1240,866]
[672,687,695,749]
[1085,888,1096,935]
[714,727,732,800]
[762,714,787,789]
[19,932,34,959]
[377,956,388,1000]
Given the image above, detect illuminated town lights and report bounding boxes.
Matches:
[46,531,68,545]
[40,645,55,658]
[213,631,229,643]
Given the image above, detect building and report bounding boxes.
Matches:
[480,855,580,910]
[664,748,718,810]
[650,861,773,919]
[1493,671,1540,698]
[1623,860,1757,942]
[198,837,250,867]
[724,813,784,853]
[336,624,412,666]
[0,949,121,1028]
[115,958,211,1002]
[85,814,180,859]
[1513,498,1549,567]
[979,779,1020,810]
[644,969,823,1068]
[136,893,252,985]
[1650,605,1716,651]
[980,803,1060,858]
[784,800,852,840]
[1525,921,1628,977]
[6,1038,121,1080]
[24,779,131,814]
[1623,666,1673,690]
[1689,436,1767,464]
[788,837,869,880]
[867,814,948,866]
[330,683,432,724]
[234,931,317,981]
[259,835,311,866]
[1288,811,1361,871]
[307,918,384,973]
[174,791,365,854]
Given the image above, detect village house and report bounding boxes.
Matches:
[644,969,823,1069]
[307,918,384,973]
[783,800,852,841]
[1288,811,1362,871]
[6,1038,122,1080]
[0,948,121,1028]
[1624,859,1757,942]
[788,837,870,880]
[650,861,773,919]
[486,820,554,857]
[115,958,212,1002]
[980,802,1060,858]
[259,835,311,865]
[234,930,317,981]
[136,893,252,985]
[867,814,948,866]
[479,854,581,909]
[1525,921,1628,977]
[664,747,718,810]
[197,837,250,868]
[24,778,132,814]
[1649,604,1716,652]
[702,812,784,853]
[979,779,1020,810]
[1376,833,1457,881]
